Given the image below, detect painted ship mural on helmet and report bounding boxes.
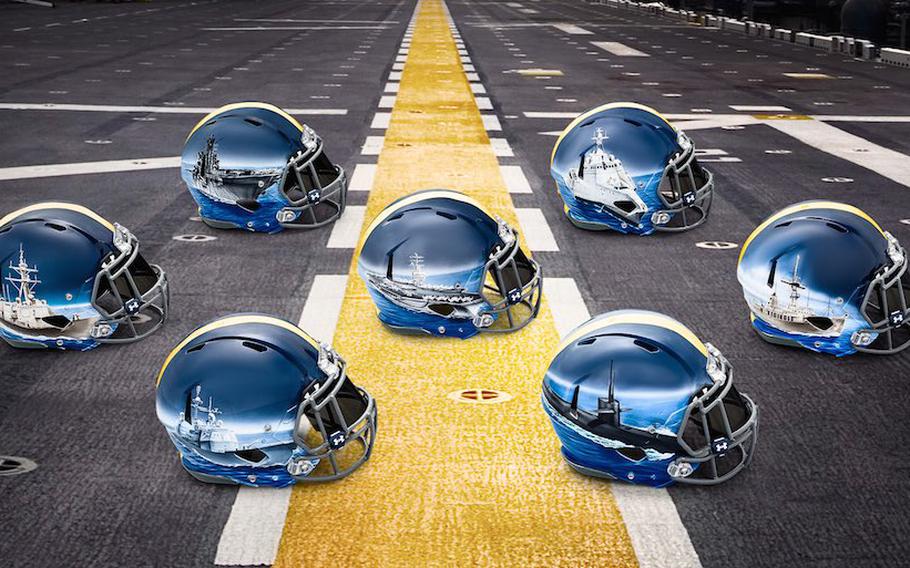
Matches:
[749,254,848,338]
[0,245,96,341]
[191,135,284,204]
[567,128,648,218]
[175,385,240,453]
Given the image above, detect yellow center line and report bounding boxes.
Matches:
[274,1,638,565]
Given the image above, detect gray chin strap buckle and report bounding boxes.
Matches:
[667,459,694,479]
[473,313,495,328]
[287,457,318,477]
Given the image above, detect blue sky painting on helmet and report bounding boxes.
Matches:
[181,103,346,233]
[551,103,712,235]
[359,191,541,339]
[738,202,910,356]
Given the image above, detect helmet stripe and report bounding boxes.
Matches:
[550,102,677,165]
[185,102,305,141]
[362,189,488,241]
[556,311,708,357]
[155,314,318,387]
[0,202,114,232]
[738,200,885,265]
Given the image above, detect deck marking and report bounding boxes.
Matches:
[729,105,791,112]
[545,278,703,568]
[490,138,514,157]
[515,208,559,251]
[214,275,349,566]
[481,114,502,131]
[350,164,377,192]
[763,119,910,189]
[371,112,391,129]
[273,2,641,565]
[500,164,532,193]
[0,156,178,181]
[361,136,385,156]
[0,103,346,115]
[552,23,593,35]
[327,206,367,248]
[592,41,649,57]
[378,95,397,108]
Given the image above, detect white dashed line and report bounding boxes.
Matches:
[515,208,558,251]
[489,138,514,157]
[552,23,593,35]
[327,206,367,248]
[729,105,792,112]
[0,103,347,115]
[370,112,391,129]
[500,165,532,194]
[378,95,397,109]
[475,97,493,110]
[481,114,502,131]
[350,164,377,192]
[591,41,649,57]
[361,136,385,156]
[0,156,179,181]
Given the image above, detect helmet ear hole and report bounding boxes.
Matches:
[234,448,267,464]
[615,447,646,462]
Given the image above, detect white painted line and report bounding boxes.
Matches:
[392,62,405,70]
[475,97,493,110]
[389,71,403,80]
[814,115,910,123]
[490,138,514,157]
[361,136,385,156]
[378,95,396,109]
[762,119,910,189]
[236,18,400,24]
[544,278,703,568]
[214,274,349,567]
[552,23,593,35]
[463,64,476,71]
[470,83,487,94]
[350,163,377,192]
[327,206,366,248]
[0,156,179,181]
[465,72,480,81]
[591,41,649,57]
[481,114,502,131]
[384,82,400,93]
[729,105,792,112]
[500,165,532,194]
[515,208,558,251]
[371,112,391,129]
[202,26,390,31]
[0,103,347,115]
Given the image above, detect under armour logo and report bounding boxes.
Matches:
[683,192,697,206]
[307,189,321,204]
[507,288,522,305]
[890,311,906,326]
[124,298,142,315]
[712,438,730,455]
[328,430,346,450]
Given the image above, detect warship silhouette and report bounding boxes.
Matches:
[368,253,483,319]
[0,245,93,335]
[568,128,647,217]
[176,385,240,453]
[754,255,847,337]
[191,136,284,204]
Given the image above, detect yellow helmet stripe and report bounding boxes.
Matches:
[550,102,677,164]
[185,102,305,141]
[557,311,708,357]
[738,201,884,264]
[362,190,488,241]
[155,314,318,387]
[0,202,114,232]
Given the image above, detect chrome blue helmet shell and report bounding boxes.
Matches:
[0,203,168,351]
[738,201,910,356]
[550,103,713,234]
[155,314,376,487]
[181,102,347,234]
[358,190,542,339]
[543,310,758,487]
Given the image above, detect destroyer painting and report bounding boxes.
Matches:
[176,385,240,454]
[567,127,647,217]
[752,255,847,337]
[0,245,94,337]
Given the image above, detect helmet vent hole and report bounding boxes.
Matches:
[577,337,597,346]
[234,448,268,463]
[623,119,643,127]
[241,341,268,353]
[773,221,792,229]
[435,211,457,221]
[186,344,206,353]
[44,222,67,232]
[824,222,848,233]
[243,118,263,126]
[616,447,646,462]
[633,339,660,353]
[0,227,11,234]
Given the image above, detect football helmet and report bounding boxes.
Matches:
[181,102,347,233]
[155,314,377,487]
[542,310,758,487]
[550,102,713,234]
[0,202,168,350]
[738,201,910,356]
[358,190,542,339]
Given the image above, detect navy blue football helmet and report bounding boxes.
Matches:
[550,103,713,234]
[155,314,376,487]
[181,102,347,233]
[358,190,542,339]
[738,201,910,356]
[543,310,758,487]
[0,203,169,350]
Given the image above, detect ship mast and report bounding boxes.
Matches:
[5,244,41,304]
[780,254,806,309]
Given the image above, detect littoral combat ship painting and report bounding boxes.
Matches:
[567,127,647,217]
[0,245,93,336]
[367,252,483,320]
[753,255,847,337]
[191,136,283,204]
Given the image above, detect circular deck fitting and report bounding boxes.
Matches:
[0,456,38,477]
[172,234,217,242]
[821,177,854,184]
[447,388,514,405]
[696,241,739,250]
